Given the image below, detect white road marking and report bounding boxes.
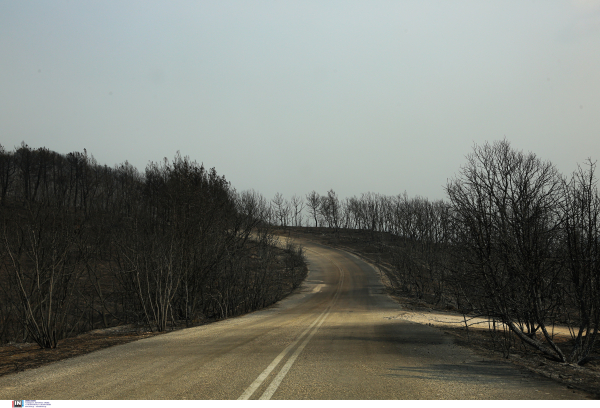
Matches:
[238,253,344,400]
[237,308,328,400]
[259,307,330,400]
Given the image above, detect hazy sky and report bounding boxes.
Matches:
[2,1,599,201]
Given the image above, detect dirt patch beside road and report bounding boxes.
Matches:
[392,295,600,398]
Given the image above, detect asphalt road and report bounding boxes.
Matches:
[0,239,590,399]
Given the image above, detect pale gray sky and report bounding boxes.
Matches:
[1,1,599,201]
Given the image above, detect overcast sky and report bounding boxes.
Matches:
[1,1,599,201]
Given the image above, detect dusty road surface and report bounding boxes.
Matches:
[0,239,591,399]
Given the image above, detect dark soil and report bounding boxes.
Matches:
[0,324,160,377]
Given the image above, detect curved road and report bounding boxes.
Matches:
[0,239,589,399]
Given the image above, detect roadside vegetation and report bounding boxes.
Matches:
[267,140,599,367]
[0,143,306,349]
[2,138,598,377]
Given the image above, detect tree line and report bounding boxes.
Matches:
[2,139,597,364]
[269,140,599,365]
[0,143,306,348]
